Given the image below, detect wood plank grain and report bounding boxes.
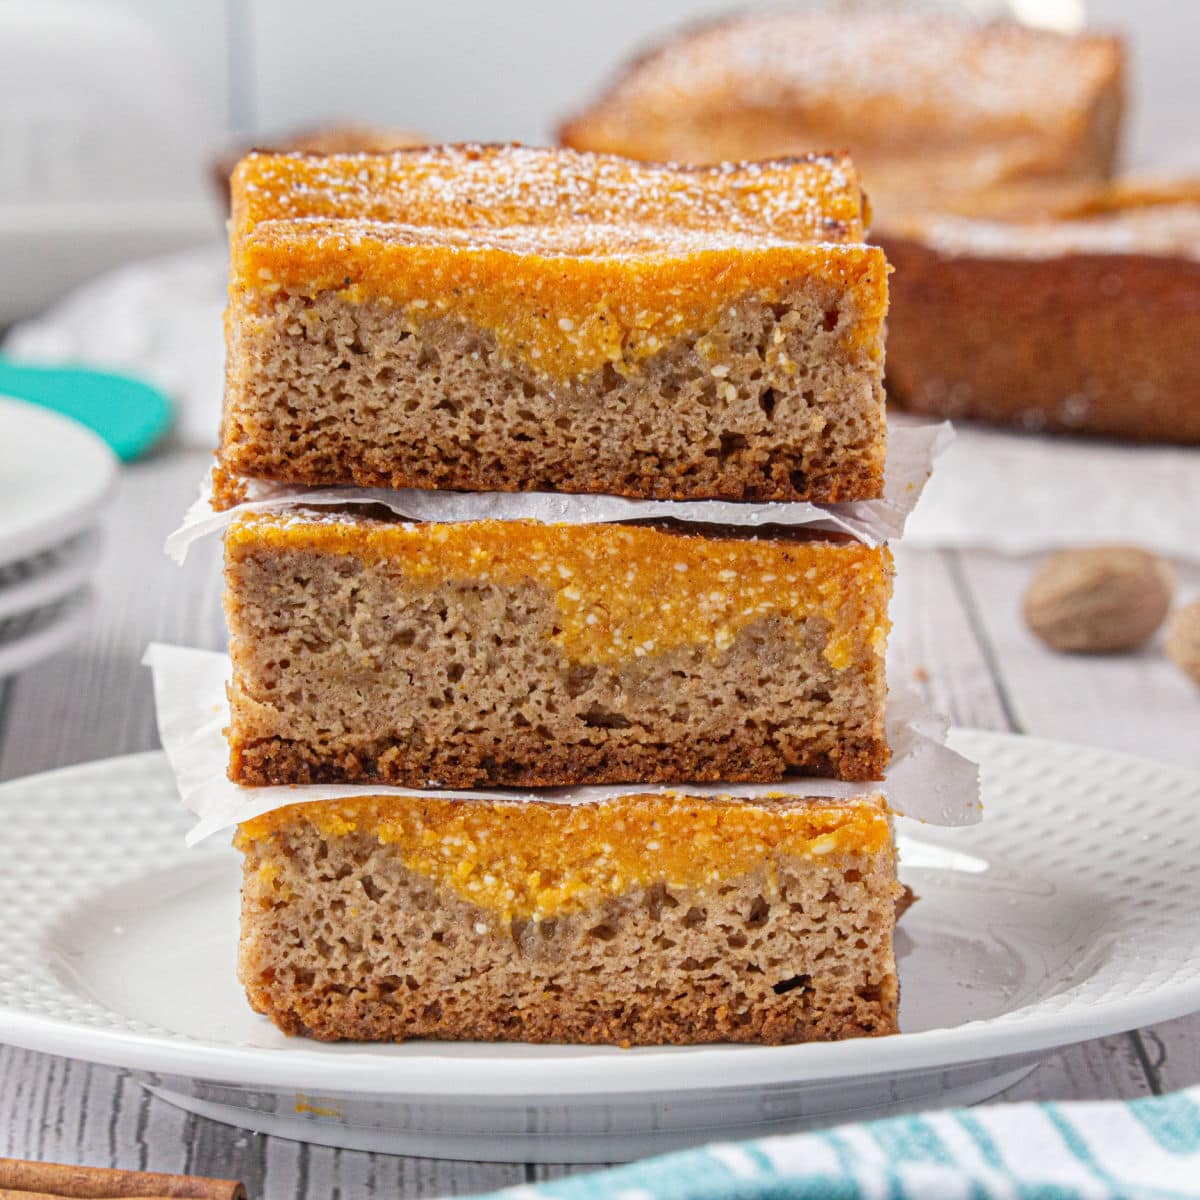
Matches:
[0,1047,524,1199]
[529,1027,1165,1183]
[998,1038,1156,1103]
[252,1128,521,1200]
[1132,1016,1200,1097]
[889,546,1013,731]
[954,550,1200,769]
[0,1049,190,1176]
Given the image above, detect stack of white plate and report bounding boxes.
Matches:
[0,397,118,676]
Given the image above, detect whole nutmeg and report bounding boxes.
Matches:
[1166,601,1200,685]
[1023,546,1173,653]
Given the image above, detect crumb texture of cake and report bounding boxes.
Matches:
[223,514,892,787]
[559,11,1123,221]
[883,187,1200,443]
[235,793,900,1045]
[220,144,888,505]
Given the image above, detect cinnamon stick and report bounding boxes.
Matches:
[0,1160,245,1200]
[1,1192,199,1199]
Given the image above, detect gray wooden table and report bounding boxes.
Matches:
[1,445,1197,1198]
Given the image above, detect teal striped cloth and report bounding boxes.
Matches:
[474,1088,1200,1199]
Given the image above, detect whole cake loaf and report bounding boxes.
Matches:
[236,791,901,1045]
[882,183,1200,443]
[559,10,1124,222]
[223,512,892,787]
[219,144,888,505]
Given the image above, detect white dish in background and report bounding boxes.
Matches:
[0,731,1197,1162]
[0,587,95,677]
[0,528,102,621]
[0,398,118,568]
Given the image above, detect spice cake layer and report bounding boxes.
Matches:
[219,144,888,506]
[882,183,1200,443]
[559,11,1123,222]
[236,792,901,1044]
[224,512,892,787]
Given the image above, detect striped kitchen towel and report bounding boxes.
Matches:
[473,1087,1200,1200]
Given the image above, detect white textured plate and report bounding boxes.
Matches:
[0,587,95,678]
[0,529,102,621]
[0,397,118,567]
[0,732,1198,1162]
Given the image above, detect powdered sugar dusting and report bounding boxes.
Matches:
[896,199,1200,261]
[572,12,1121,142]
[232,144,866,250]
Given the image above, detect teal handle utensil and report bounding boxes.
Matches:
[0,357,174,461]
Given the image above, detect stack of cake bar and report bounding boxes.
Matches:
[218,144,901,1046]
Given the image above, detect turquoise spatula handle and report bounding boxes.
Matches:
[0,357,173,462]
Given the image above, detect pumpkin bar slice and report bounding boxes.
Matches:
[219,144,888,506]
[224,512,892,787]
[883,181,1200,444]
[235,791,901,1044]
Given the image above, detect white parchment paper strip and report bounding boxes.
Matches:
[144,643,982,844]
[165,423,952,563]
[901,415,1200,561]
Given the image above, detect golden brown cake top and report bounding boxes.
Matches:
[889,182,1200,261]
[237,793,893,921]
[231,142,869,244]
[560,12,1123,156]
[226,512,892,670]
[213,127,427,214]
[243,216,828,258]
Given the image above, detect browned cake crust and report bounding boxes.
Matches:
[220,144,888,506]
[236,794,901,1045]
[559,11,1123,222]
[233,734,885,792]
[883,190,1200,443]
[224,514,892,788]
